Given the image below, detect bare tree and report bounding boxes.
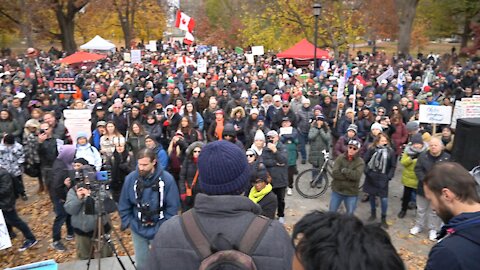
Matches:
[395,0,419,57]
[113,0,139,49]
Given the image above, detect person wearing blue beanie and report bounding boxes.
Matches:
[145,140,294,270]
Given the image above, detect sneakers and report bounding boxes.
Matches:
[65,234,74,241]
[429,230,438,241]
[287,188,293,196]
[18,239,38,252]
[278,217,285,224]
[410,226,422,235]
[51,241,66,252]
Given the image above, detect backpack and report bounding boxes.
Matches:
[181,209,271,270]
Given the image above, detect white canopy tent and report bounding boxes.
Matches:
[80,35,116,51]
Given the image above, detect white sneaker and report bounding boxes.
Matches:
[287,188,293,196]
[429,230,438,241]
[409,226,422,235]
[278,217,285,224]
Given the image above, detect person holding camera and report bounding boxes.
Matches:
[119,148,180,270]
[63,164,113,260]
[49,145,78,252]
[262,130,288,224]
[308,114,332,172]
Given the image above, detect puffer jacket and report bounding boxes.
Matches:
[261,142,288,188]
[118,162,180,240]
[331,154,365,196]
[144,194,294,270]
[0,142,25,176]
[308,126,331,167]
[400,143,428,189]
[414,150,451,197]
[75,143,102,171]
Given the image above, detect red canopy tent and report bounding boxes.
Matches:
[56,51,106,65]
[277,38,330,60]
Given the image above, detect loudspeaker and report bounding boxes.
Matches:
[451,118,480,170]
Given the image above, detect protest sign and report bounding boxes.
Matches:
[451,97,480,128]
[211,46,218,54]
[376,67,394,85]
[251,46,264,56]
[245,53,254,64]
[63,109,92,145]
[131,49,142,64]
[197,59,207,73]
[148,40,157,51]
[123,52,131,62]
[53,77,76,94]
[419,105,452,125]
[0,210,12,250]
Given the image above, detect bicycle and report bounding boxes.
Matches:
[295,150,333,199]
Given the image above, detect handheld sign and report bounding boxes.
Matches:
[419,105,452,124]
[53,77,76,94]
[0,210,12,250]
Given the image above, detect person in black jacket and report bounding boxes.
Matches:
[248,177,277,219]
[38,122,59,192]
[49,145,77,252]
[261,130,288,224]
[0,167,38,251]
[178,142,204,212]
[108,143,135,202]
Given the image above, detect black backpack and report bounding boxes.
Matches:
[181,209,271,270]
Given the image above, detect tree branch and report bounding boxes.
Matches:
[0,8,21,25]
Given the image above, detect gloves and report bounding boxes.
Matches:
[180,193,187,202]
[341,168,348,174]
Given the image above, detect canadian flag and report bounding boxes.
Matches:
[184,32,194,45]
[175,10,195,33]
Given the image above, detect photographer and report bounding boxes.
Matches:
[119,148,179,270]
[64,165,113,260]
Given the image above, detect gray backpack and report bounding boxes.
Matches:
[181,209,271,270]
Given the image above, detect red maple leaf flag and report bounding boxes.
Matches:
[175,10,195,33]
[184,31,194,45]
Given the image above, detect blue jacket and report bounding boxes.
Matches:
[426,212,480,270]
[118,162,180,240]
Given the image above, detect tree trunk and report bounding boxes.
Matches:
[460,18,471,49]
[56,12,77,54]
[395,0,419,57]
[20,0,34,47]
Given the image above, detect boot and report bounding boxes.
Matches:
[367,212,376,222]
[397,210,406,219]
[381,215,389,229]
[361,193,370,203]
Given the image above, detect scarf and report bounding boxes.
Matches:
[368,146,389,174]
[215,119,224,140]
[249,183,272,203]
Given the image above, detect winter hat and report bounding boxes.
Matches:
[370,122,383,132]
[73,158,89,165]
[254,130,266,141]
[76,131,89,140]
[89,92,97,98]
[266,130,279,137]
[410,133,424,145]
[257,115,265,121]
[406,121,419,132]
[154,95,163,104]
[96,120,107,127]
[315,114,325,121]
[250,108,260,115]
[192,87,201,95]
[374,94,382,99]
[145,91,154,98]
[313,105,323,112]
[3,134,15,145]
[222,123,236,137]
[347,124,358,134]
[25,119,41,129]
[198,140,250,195]
[58,145,76,168]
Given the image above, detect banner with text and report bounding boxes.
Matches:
[419,105,452,124]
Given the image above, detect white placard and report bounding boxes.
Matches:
[123,53,131,62]
[63,109,92,145]
[245,53,254,64]
[251,46,264,56]
[148,40,157,51]
[0,210,12,250]
[451,97,480,128]
[131,49,142,64]
[211,46,218,54]
[376,67,394,85]
[197,59,207,73]
[279,127,293,136]
[419,105,452,124]
[337,77,345,99]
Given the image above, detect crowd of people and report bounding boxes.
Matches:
[0,42,479,270]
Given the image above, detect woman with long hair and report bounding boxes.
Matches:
[182,102,204,132]
[23,119,43,192]
[363,133,396,229]
[357,107,375,141]
[390,114,408,156]
[0,109,21,139]
[178,142,204,212]
[100,121,125,157]
[109,143,134,202]
[126,121,147,158]
[177,117,201,145]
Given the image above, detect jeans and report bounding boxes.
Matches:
[415,195,441,231]
[370,196,388,216]
[298,131,308,160]
[4,207,35,241]
[131,230,151,269]
[329,191,358,215]
[52,197,74,242]
[272,187,286,218]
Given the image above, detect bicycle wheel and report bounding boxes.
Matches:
[295,168,329,199]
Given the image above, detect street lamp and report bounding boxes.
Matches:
[313,3,322,75]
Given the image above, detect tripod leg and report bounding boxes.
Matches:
[86,215,100,270]
[103,235,129,270]
[105,215,137,269]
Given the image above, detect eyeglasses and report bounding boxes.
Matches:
[282,105,289,108]
[348,146,358,150]
[193,150,201,153]
[246,154,255,157]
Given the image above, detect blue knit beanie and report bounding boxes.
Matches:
[198,140,250,195]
